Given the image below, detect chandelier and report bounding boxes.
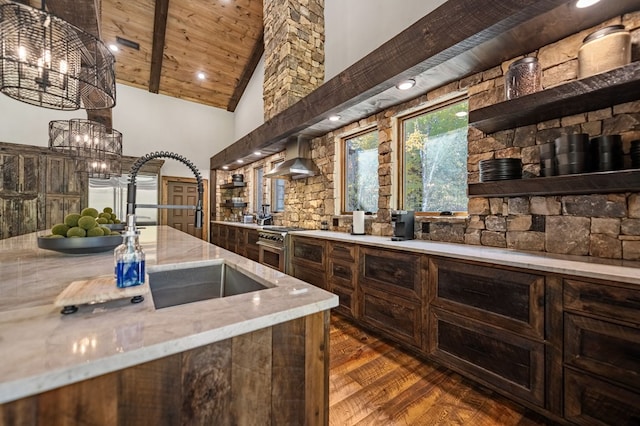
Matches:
[0,0,116,110]
[49,119,122,179]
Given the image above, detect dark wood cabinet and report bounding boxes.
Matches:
[327,242,358,318]
[244,228,259,262]
[210,224,259,262]
[290,236,328,290]
[563,278,640,424]
[358,246,426,348]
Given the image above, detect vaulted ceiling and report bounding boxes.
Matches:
[42,0,264,112]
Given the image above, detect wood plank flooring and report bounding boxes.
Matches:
[329,314,555,426]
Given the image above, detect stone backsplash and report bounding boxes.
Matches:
[222,11,640,260]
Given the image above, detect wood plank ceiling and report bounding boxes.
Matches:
[46,0,264,112]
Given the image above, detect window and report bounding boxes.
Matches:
[271,160,285,212]
[401,98,468,214]
[343,129,379,213]
[254,166,263,213]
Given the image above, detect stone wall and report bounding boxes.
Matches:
[234,12,640,260]
[263,0,325,120]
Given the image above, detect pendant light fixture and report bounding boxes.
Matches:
[0,0,116,110]
[49,119,122,179]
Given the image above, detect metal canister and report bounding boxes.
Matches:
[505,57,542,100]
[578,25,631,78]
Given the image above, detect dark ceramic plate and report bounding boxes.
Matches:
[37,235,123,254]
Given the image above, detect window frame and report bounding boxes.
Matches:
[340,127,379,215]
[397,95,469,217]
[270,160,286,213]
[253,166,264,214]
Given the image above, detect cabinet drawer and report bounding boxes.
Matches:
[291,237,326,270]
[291,262,328,290]
[359,246,423,300]
[564,279,640,326]
[328,242,356,262]
[332,285,356,319]
[565,314,640,391]
[329,259,355,289]
[429,307,544,407]
[565,369,640,426]
[361,287,422,348]
[430,258,544,339]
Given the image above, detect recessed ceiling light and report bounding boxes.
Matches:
[576,0,600,8]
[396,79,416,91]
[236,159,244,164]
[108,44,119,52]
[197,72,206,80]
[254,151,262,156]
[455,111,468,118]
[329,115,341,122]
[222,166,229,170]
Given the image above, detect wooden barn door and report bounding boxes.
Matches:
[161,176,208,241]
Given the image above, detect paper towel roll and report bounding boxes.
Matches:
[353,211,365,234]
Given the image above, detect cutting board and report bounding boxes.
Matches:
[54,275,149,309]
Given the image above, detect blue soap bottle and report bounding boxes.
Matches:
[114,214,145,288]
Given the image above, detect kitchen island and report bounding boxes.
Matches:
[0,226,337,425]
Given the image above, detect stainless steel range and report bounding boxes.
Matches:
[257,226,307,273]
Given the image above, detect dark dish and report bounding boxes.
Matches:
[37,235,123,255]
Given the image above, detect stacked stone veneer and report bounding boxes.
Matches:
[263,0,325,120]
[238,12,640,260]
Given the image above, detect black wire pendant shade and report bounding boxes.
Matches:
[0,0,116,110]
[49,119,122,179]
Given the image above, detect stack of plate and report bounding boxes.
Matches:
[632,140,640,169]
[479,158,522,182]
[590,135,623,171]
[539,143,555,176]
[555,134,589,175]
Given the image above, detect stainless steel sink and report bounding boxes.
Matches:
[148,263,267,309]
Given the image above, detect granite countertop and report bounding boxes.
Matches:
[211,221,640,284]
[0,226,337,404]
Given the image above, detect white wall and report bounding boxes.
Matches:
[232,0,448,140]
[0,83,234,179]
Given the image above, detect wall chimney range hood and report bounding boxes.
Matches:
[264,136,319,180]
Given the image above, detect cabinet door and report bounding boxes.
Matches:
[564,279,640,326]
[245,229,259,262]
[430,258,545,339]
[361,286,422,348]
[46,156,80,195]
[359,246,423,301]
[0,152,40,195]
[332,284,357,318]
[565,369,640,426]
[291,236,326,271]
[291,261,328,290]
[429,307,545,407]
[0,197,38,239]
[565,314,640,391]
[226,227,237,252]
[45,196,81,229]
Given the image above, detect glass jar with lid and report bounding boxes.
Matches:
[578,25,631,78]
[505,57,542,100]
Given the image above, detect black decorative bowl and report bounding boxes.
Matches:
[103,223,125,231]
[37,235,123,254]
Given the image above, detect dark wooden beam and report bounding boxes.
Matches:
[210,0,639,170]
[227,30,264,112]
[149,0,170,94]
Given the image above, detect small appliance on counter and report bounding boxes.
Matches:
[257,204,273,226]
[391,210,415,241]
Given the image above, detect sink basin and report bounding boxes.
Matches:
[148,263,267,309]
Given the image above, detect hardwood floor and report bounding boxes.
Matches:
[329,314,555,426]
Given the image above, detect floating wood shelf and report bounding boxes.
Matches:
[469,63,640,134]
[468,169,640,198]
[220,182,246,189]
[219,202,247,208]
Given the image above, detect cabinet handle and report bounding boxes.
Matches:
[462,288,490,298]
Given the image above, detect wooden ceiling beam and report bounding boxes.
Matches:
[227,30,264,112]
[149,0,170,94]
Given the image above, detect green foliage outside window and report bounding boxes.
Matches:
[403,99,468,213]
[344,130,379,213]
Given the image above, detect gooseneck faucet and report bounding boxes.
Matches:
[126,151,204,237]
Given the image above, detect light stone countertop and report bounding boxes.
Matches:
[0,226,338,404]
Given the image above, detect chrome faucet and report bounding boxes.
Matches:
[126,151,204,237]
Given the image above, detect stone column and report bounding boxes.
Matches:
[263,0,325,120]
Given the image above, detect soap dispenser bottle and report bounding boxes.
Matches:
[114,214,145,288]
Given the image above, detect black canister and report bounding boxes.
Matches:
[590,135,623,171]
[554,134,590,175]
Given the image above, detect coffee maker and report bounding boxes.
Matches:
[391,210,415,241]
[257,204,273,226]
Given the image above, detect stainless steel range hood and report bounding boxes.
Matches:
[264,135,319,180]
